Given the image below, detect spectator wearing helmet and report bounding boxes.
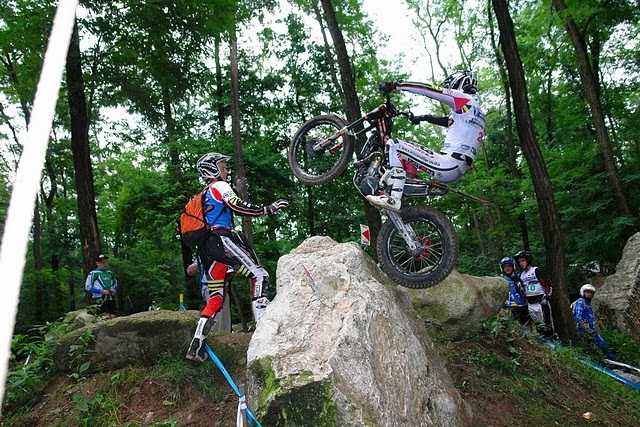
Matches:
[499,257,528,325]
[186,152,289,362]
[367,71,485,212]
[515,250,554,337]
[571,284,615,359]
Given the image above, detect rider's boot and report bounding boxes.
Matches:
[366,167,405,212]
[186,316,214,362]
[250,276,270,322]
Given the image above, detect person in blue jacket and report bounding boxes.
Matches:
[572,284,615,359]
[500,257,528,325]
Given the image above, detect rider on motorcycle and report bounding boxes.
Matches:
[367,70,485,212]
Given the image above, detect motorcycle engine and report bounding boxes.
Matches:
[356,153,383,196]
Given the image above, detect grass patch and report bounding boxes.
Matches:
[437,315,640,426]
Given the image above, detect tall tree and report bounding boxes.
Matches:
[213,33,226,134]
[487,0,530,250]
[66,21,101,277]
[320,0,382,246]
[491,0,574,341]
[551,0,634,219]
[229,27,254,246]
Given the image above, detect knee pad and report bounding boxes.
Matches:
[251,270,269,299]
[201,293,224,318]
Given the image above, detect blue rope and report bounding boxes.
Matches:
[579,357,640,391]
[542,339,640,391]
[204,343,263,427]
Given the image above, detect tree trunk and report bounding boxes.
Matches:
[312,1,345,104]
[552,0,633,218]
[320,0,382,246]
[492,0,574,341]
[229,27,254,246]
[488,1,530,251]
[161,88,181,183]
[214,33,226,134]
[66,21,101,277]
[32,198,45,321]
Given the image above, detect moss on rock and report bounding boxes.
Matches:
[248,358,337,426]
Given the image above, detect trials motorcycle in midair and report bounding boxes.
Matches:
[288,86,464,289]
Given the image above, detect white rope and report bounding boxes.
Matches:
[0,0,78,405]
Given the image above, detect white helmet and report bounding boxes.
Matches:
[579,284,596,297]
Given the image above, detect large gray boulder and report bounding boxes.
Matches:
[593,232,640,337]
[406,270,506,339]
[246,236,470,427]
[53,309,241,372]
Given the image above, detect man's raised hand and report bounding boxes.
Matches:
[266,199,289,215]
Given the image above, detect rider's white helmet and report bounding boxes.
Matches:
[579,284,596,297]
[443,70,478,94]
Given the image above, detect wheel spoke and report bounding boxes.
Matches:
[386,216,447,278]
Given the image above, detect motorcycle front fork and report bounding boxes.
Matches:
[387,211,420,254]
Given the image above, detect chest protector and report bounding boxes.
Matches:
[521,267,544,296]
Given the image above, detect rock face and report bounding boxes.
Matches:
[246,236,470,427]
[406,270,507,339]
[54,310,200,371]
[62,308,97,330]
[593,232,640,337]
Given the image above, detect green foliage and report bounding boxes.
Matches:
[151,353,225,400]
[3,321,69,411]
[67,329,95,380]
[72,392,119,427]
[600,328,640,366]
[440,315,640,425]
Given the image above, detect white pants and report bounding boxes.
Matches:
[387,139,471,183]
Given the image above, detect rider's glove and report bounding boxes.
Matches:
[379,81,397,94]
[265,199,289,215]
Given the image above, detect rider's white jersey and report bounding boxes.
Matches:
[442,92,485,160]
[520,266,545,297]
[396,83,485,160]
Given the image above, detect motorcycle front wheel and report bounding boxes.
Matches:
[376,206,458,289]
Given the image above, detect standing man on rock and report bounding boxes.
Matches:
[85,254,118,316]
[183,152,288,362]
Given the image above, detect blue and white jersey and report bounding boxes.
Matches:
[204,181,267,229]
[85,268,117,299]
[502,272,526,307]
[572,297,597,335]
